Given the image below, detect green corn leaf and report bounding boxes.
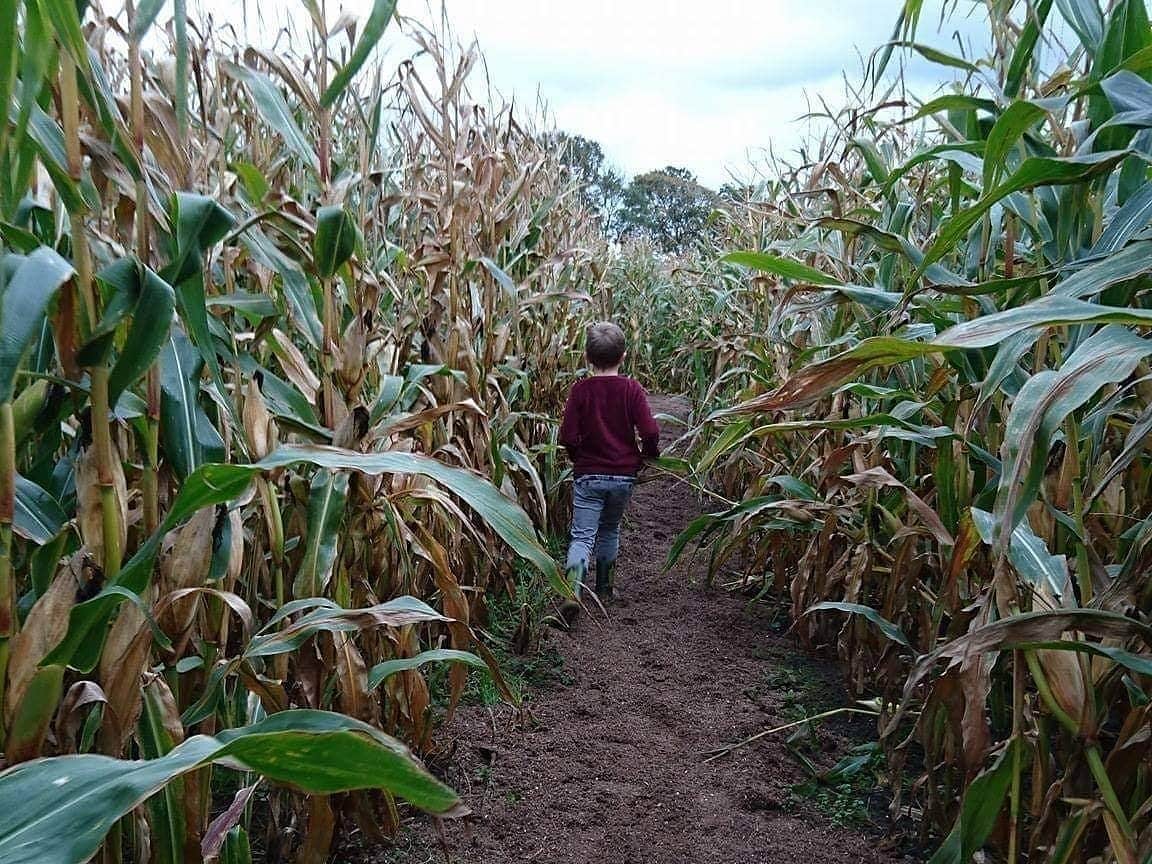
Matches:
[367,649,487,690]
[0,248,73,402]
[206,292,278,318]
[934,295,1152,348]
[220,826,252,864]
[21,102,84,213]
[93,259,175,404]
[1091,181,1152,254]
[995,326,1152,544]
[889,40,979,72]
[132,0,168,38]
[257,444,562,590]
[920,151,1131,275]
[806,602,912,649]
[1098,0,1151,78]
[320,0,398,107]
[159,329,225,480]
[929,738,1024,864]
[0,710,461,864]
[240,229,322,348]
[163,194,235,419]
[904,94,997,122]
[165,192,234,288]
[37,0,88,65]
[982,100,1052,190]
[313,205,358,278]
[244,597,446,658]
[222,61,319,172]
[722,251,841,286]
[138,680,185,864]
[0,0,18,150]
[1055,0,1104,54]
[1005,0,1053,97]
[851,137,889,185]
[1052,240,1152,298]
[4,665,65,765]
[293,470,349,598]
[13,474,65,545]
[971,507,1067,598]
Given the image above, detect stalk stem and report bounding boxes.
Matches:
[90,367,122,579]
[0,401,15,748]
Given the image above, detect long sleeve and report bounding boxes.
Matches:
[632,384,660,460]
[559,387,581,456]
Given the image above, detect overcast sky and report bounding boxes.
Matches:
[196,0,998,187]
[400,1,988,187]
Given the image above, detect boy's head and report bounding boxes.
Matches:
[585,321,626,370]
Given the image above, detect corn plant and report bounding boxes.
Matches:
[0,1,605,861]
[675,1,1152,861]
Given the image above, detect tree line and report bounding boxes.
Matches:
[546,131,740,253]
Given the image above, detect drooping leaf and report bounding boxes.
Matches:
[44,463,256,672]
[722,251,840,286]
[806,602,912,649]
[0,710,462,864]
[0,248,73,402]
[256,445,562,590]
[971,507,1067,598]
[367,649,487,690]
[244,597,447,659]
[934,295,1152,348]
[995,326,1152,540]
[222,61,319,172]
[293,470,349,598]
[83,259,176,404]
[13,474,66,545]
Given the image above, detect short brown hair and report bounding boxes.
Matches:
[585,321,626,368]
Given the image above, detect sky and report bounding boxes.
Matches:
[194,0,999,188]
[397,0,984,187]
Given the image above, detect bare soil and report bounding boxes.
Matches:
[358,395,914,864]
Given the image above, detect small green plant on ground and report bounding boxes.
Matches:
[789,742,885,829]
[463,541,572,707]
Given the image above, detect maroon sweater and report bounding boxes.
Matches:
[559,375,660,476]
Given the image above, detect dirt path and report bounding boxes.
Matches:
[372,396,912,864]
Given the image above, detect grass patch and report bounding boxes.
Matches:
[463,536,572,706]
[788,742,884,829]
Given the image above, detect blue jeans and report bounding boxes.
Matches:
[565,474,635,590]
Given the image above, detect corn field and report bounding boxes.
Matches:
[0,0,606,861]
[668,1,1152,861]
[4,0,1152,862]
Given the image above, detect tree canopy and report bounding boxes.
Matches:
[618,166,717,252]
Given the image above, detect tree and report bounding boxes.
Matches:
[546,132,626,230]
[618,167,717,252]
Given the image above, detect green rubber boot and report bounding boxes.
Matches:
[558,562,585,626]
[595,558,616,601]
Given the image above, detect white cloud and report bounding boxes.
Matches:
[194,0,999,187]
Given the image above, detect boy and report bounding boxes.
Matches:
[557,321,660,623]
